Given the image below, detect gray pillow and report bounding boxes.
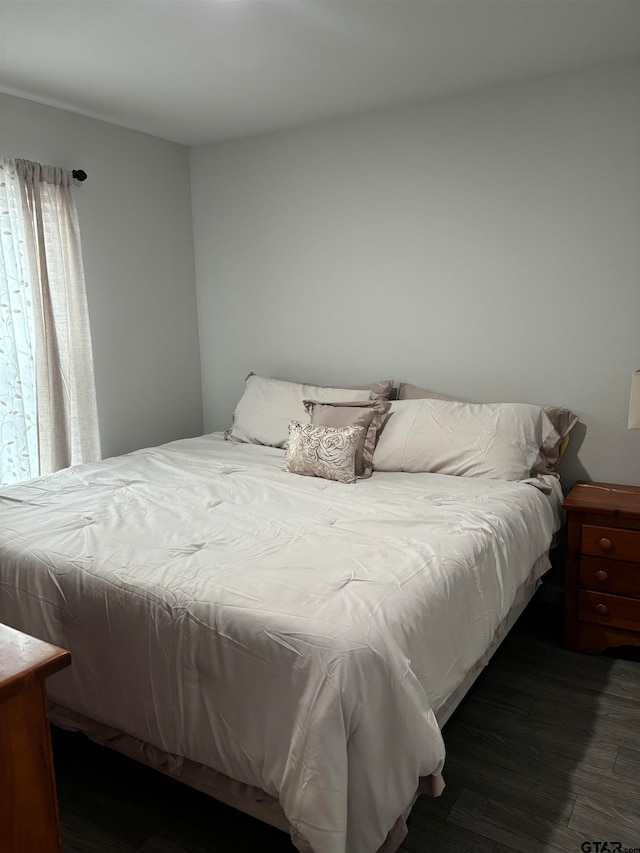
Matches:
[304,397,391,479]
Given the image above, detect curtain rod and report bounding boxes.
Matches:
[72,169,88,182]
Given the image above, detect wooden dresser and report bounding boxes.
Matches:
[563,481,640,653]
[0,623,71,852]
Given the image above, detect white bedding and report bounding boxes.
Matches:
[0,433,563,853]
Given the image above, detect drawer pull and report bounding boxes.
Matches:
[598,537,612,552]
[595,603,608,616]
[595,570,609,582]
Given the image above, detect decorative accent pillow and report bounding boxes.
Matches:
[396,383,578,473]
[227,374,373,448]
[284,421,364,484]
[373,398,555,481]
[303,397,390,479]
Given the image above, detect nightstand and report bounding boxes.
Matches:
[0,623,71,852]
[563,481,640,653]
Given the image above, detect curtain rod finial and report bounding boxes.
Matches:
[72,169,87,182]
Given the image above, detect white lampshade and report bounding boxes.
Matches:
[629,370,640,429]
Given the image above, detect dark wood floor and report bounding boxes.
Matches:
[53,598,640,853]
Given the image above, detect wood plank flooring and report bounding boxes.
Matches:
[52,599,640,852]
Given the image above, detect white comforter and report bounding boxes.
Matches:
[0,434,563,852]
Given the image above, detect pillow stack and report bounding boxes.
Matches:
[373,398,553,480]
[393,383,578,476]
[226,374,578,486]
[226,374,393,483]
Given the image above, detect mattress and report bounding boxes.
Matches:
[0,433,563,853]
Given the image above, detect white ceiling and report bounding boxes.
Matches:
[1,0,638,147]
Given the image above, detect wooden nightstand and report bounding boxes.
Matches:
[563,481,640,653]
[0,623,71,852]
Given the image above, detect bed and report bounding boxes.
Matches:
[0,377,572,853]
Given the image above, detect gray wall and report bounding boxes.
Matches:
[0,93,203,459]
[190,63,640,489]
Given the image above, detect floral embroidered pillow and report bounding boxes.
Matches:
[284,421,364,484]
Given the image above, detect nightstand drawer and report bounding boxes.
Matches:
[579,590,640,632]
[581,525,640,562]
[579,556,640,598]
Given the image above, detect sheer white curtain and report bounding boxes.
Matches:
[0,156,101,483]
[0,159,39,483]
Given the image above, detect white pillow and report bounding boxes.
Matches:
[372,398,555,480]
[228,375,373,448]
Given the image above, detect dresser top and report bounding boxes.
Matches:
[563,481,640,520]
[0,622,70,704]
